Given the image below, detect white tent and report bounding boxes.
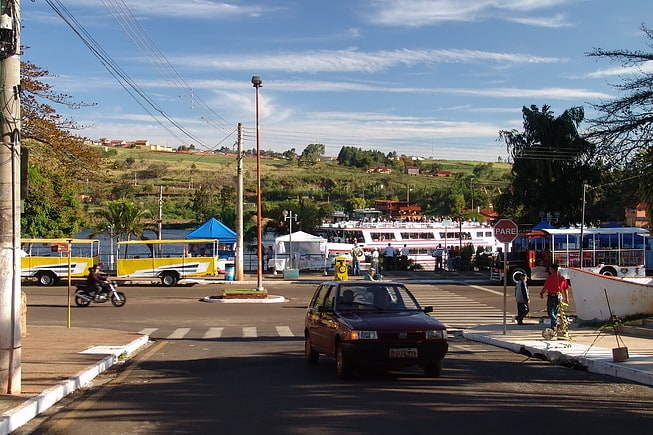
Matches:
[273,231,327,271]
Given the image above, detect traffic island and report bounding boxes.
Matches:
[223,288,269,299]
[201,289,285,303]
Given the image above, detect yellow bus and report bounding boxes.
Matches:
[21,238,101,286]
[117,238,220,286]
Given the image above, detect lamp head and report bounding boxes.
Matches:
[251,75,263,87]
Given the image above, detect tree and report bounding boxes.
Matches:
[91,199,152,257]
[21,61,105,235]
[585,24,653,217]
[298,143,324,166]
[497,105,600,225]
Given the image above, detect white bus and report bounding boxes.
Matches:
[490,226,648,283]
[117,238,221,286]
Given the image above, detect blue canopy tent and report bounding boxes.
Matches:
[186,218,237,245]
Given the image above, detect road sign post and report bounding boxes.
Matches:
[493,219,519,335]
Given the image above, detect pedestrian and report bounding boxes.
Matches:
[383,243,395,271]
[350,241,363,276]
[432,244,444,271]
[539,264,570,331]
[364,268,380,281]
[400,244,409,270]
[371,247,380,274]
[514,273,530,325]
[446,246,454,271]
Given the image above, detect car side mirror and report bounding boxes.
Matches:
[423,306,433,313]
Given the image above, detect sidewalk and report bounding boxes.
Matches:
[0,326,148,435]
[464,322,653,387]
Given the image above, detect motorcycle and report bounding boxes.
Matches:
[74,280,126,307]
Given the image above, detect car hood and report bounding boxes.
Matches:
[339,311,445,331]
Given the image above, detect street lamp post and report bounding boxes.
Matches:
[107,225,115,271]
[470,177,474,211]
[251,75,264,291]
[283,210,297,269]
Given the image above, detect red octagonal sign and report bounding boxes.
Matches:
[494,219,518,243]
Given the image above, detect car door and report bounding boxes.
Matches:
[307,284,337,355]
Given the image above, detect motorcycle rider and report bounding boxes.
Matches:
[86,264,108,300]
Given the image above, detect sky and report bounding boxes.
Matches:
[20,0,652,162]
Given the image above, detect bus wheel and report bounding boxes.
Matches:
[161,272,179,287]
[36,271,57,286]
[600,266,618,277]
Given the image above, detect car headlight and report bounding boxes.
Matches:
[426,329,447,340]
[349,330,378,340]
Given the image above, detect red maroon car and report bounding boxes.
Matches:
[304,281,448,378]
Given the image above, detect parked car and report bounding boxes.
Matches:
[304,281,448,378]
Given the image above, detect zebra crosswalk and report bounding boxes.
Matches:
[409,285,507,329]
[137,285,509,341]
[138,326,301,340]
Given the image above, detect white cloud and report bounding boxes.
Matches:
[365,0,574,27]
[178,48,564,74]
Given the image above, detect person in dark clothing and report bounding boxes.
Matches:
[514,273,530,325]
[85,264,107,298]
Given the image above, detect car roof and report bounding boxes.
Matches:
[319,281,405,286]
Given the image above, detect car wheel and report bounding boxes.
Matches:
[336,343,352,379]
[424,360,443,378]
[304,335,319,364]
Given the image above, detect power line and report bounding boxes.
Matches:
[45,0,212,149]
[100,0,232,138]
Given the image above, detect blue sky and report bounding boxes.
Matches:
[22,0,651,161]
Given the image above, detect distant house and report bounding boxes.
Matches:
[366,166,393,174]
[625,203,649,228]
[405,165,420,176]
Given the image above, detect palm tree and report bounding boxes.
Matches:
[92,199,152,258]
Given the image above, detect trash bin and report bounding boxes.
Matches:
[334,256,348,281]
[225,263,235,281]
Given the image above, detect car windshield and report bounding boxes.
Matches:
[335,284,421,311]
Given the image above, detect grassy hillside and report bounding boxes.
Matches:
[99,147,511,226]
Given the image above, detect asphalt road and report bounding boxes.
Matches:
[16,281,653,434]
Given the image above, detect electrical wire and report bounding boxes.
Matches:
[99,0,232,139]
[44,0,213,149]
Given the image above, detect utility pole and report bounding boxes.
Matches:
[0,0,21,394]
[235,123,244,280]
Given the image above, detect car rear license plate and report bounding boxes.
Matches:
[389,348,418,358]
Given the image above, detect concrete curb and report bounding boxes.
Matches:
[0,335,149,435]
[201,295,286,303]
[463,331,653,387]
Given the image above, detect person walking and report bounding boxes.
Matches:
[350,241,363,276]
[514,273,530,325]
[371,247,380,274]
[539,264,570,332]
[432,244,444,271]
[383,243,395,271]
[400,244,409,270]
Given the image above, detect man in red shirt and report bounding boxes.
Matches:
[539,264,570,331]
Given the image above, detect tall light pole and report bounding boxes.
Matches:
[251,76,264,291]
[283,210,297,269]
[470,177,474,211]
